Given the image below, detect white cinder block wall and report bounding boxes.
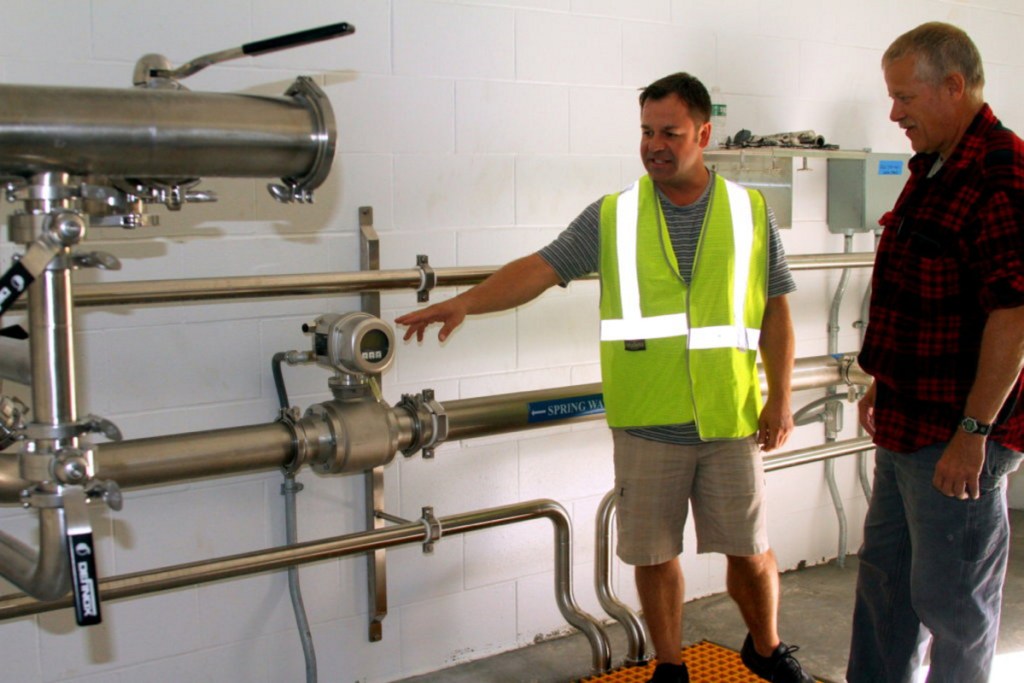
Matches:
[1,1,1023,681]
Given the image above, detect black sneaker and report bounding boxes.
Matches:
[646,661,689,683]
[740,633,815,683]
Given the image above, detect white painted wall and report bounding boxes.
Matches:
[1,1,1022,681]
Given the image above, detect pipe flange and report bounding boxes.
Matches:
[24,414,122,441]
[276,76,336,199]
[396,389,448,458]
[277,407,309,476]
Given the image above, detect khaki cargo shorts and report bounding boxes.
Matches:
[612,429,770,566]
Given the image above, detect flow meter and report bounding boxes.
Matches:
[304,312,395,378]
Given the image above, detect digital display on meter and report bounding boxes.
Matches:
[359,329,390,365]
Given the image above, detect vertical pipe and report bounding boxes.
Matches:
[283,475,317,683]
[855,230,883,500]
[823,234,853,567]
[360,207,388,642]
[594,490,648,666]
[29,265,77,433]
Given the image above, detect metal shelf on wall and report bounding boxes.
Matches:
[704,147,910,232]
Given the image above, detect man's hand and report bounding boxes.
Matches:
[757,394,794,451]
[395,298,467,343]
[395,254,562,343]
[858,381,877,437]
[933,429,986,500]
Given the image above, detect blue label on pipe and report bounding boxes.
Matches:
[878,160,904,176]
[527,394,606,423]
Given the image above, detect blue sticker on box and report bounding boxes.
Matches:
[878,160,904,176]
[527,394,605,423]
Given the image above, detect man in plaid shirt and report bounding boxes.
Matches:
[848,22,1024,683]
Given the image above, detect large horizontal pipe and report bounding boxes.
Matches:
[0,499,613,673]
[444,354,868,441]
[98,422,296,489]
[0,422,295,502]
[0,354,868,501]
[3,254,872,311]
[0,82,332,182]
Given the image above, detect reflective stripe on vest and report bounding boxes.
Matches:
[602,178,760,350]
[598,173,769,436]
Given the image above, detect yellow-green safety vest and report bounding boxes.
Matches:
[598,173,769,438]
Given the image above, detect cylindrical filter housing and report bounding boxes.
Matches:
[0,77,335,191]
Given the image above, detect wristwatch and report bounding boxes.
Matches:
[959,415,993,436]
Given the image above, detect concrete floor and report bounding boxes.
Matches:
[398,509,1024,683]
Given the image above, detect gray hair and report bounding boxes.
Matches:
[883,22,984,97]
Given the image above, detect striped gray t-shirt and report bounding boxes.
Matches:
[537,172,796,445]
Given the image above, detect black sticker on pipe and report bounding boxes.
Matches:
[0,260,33,316]
[67,532,102,626]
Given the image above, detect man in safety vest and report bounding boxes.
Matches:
[396,72,812,683]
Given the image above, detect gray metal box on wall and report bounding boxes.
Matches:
[827,154,911,233]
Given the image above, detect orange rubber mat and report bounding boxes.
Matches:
[578,640,826,683]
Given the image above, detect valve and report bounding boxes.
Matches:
[16,443,122,626]
[1,209,88,316]
[61,486,102,626]
[0,238,61,316]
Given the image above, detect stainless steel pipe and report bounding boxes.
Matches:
[0,353,868,501]
[0,499,613,674]
[1,254,871,311]
[0,81,334,184]
[98,422,297,489]
[787,252,874,270]
[29,267,78,431]
[444,354,867,441]
[764,436,874,472]
[0,507,71,600]
[595,489,649,667]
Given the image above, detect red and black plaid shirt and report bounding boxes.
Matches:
[859,104,1024,454]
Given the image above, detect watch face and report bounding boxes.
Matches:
[960,417,991,434]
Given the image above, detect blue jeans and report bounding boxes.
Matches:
[847,442,1022,683]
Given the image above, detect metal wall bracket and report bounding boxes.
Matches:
[360,206,387,643]
[416,254,435,303]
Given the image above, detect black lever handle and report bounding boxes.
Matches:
[0,260,34,317]
[63,487,102,626]
[242,22,355,57]
[67,530,102,626]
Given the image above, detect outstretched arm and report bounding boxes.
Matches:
[757,294,795,451]
[395,253,562,342]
